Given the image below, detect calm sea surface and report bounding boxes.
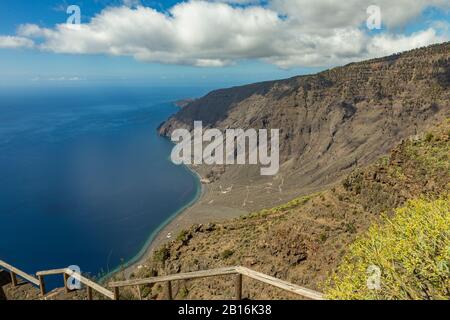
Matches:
[0,86,207,285]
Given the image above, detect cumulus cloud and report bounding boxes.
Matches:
[368,28,446,57]
[0,36,34,49]
[16,2,282,67]
[271,0,450,30]
[5,0,450,68]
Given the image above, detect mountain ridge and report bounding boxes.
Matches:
[158,42,449,215]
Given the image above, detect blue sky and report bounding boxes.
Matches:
[0,0,314,87]
[0,0,448,87]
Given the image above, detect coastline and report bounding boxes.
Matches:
[108,103,248,280]
[105,164,204,280]
[115,161,250,279]
[103,100,206,281]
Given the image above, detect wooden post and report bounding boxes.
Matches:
[38,275,46,296]
[166,281,173,300]
[10,271,18,287]
[137,286,143,300]
[63,273,70,293]
[114,287,120,300]
[235,274,242,300]
[87,286,93,300]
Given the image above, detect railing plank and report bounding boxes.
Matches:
[109,266,238,288]
[36,268,68,277]
[35,267,115,300]
[236,267,324,300]
[0,260,40,286]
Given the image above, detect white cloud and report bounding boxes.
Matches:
[368,28,446,57]
[16,3,282,67]
[0,36,34,49]
[5,1,450,68]
[271,0,450,30]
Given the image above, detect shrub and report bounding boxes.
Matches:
[141,285,152,298]
[177,230,190,242]
[154,246,170,263]
[343,222,357,234]
[221,249,235,259]
[178,287,189,298]
[324,197,450,300]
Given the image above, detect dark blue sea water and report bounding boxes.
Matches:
[0,86,206,286]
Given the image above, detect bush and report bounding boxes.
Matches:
[177,230,190,242]
[343,222,357,234]
[221,249,235,259]
[178,287,189,298]
[425,132,434,142]
[154,246,170,263]
[319,233,328,243]
[324,197,450,300]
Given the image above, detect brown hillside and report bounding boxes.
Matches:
[127,120,449,300]
[159,42,450,214]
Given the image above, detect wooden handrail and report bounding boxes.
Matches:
[109,266,325,300]
[1,260,324,300]
[35,268,68,277]
[36,268,115,300]
[0,260,114,300]
[109,266,238,287]
[65,268,115,300]
[0,260,40,286]
[236,267,324,300]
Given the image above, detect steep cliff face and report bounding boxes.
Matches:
[159,43,450,212]
[134,121,450,300]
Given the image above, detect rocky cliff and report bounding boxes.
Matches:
[134,120,450,300]
[159,42,450,212]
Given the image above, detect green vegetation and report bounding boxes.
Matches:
[343,221,357,234]
[177,230,190,242]
[178,286,189,298]
[325,197,450,300]
[241,195,314,221]
[405,129,449,174]
[221,249,235,259]
[319,233,328,243]
[154,246,170,263]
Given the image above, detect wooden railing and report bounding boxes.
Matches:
[36,268,115,300]
[109,266,325,300]
[0,260,40,288]
[0,260,114,300]
[1,260,324,300]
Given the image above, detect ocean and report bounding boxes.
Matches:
[0,85,207,286]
